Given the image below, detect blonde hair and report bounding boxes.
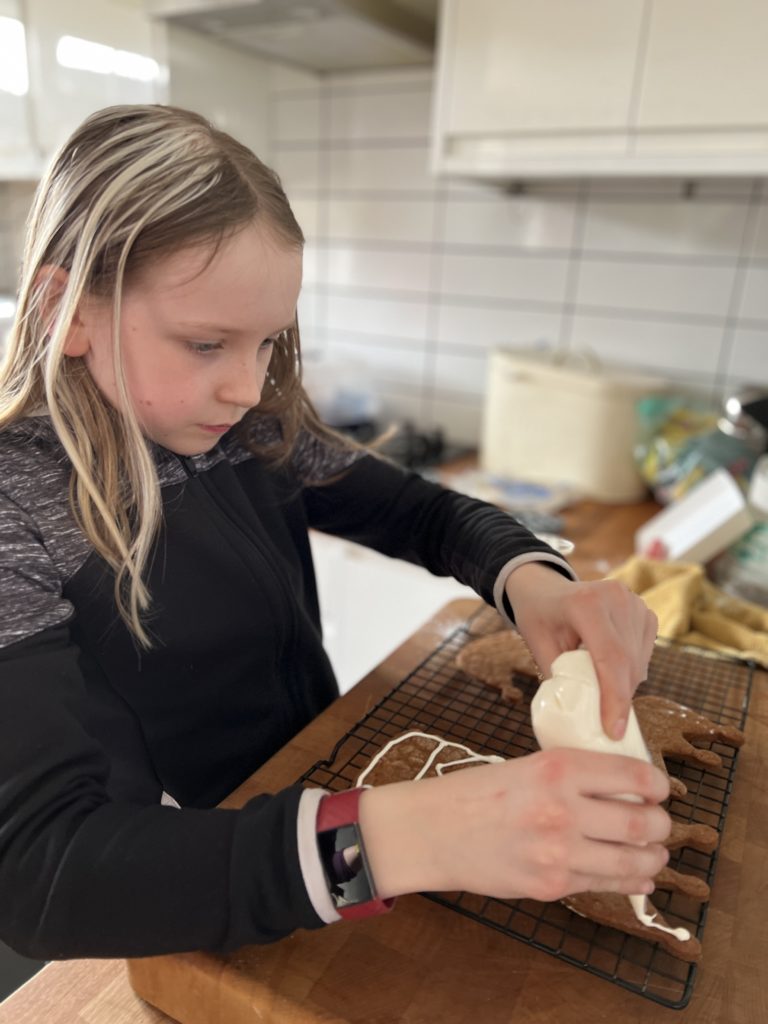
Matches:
[0,104,348,647]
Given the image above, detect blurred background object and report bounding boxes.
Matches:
[636,387,767,505]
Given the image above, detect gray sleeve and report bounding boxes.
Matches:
[0,489,74,649]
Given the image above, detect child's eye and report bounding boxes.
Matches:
[186,341,223,355]
[260,337,276,353]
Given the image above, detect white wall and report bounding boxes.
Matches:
[166,24,270,159]
[266,67,768,446]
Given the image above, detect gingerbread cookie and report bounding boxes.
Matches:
[654,866,710,902]
[355,731,503,787]
[635,695,745,773]
[665,819,719,853]
[455,631,538,703]
[563,892,702,962]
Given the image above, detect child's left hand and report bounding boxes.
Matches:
[504,563,657,741]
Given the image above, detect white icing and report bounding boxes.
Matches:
[531,650,691,944]
[629,894,691,942]
[356,730,504,787]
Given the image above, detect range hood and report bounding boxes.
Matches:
[148,0,438,73]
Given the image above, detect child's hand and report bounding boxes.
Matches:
[504,564,658,740]
[359,749,671,902]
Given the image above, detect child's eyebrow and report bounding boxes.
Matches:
[176,321,295,335]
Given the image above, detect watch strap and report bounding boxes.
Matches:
[316,788,395,920]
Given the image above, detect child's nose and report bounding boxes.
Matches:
[216,360,265,409]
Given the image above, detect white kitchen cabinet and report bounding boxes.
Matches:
[433,0,768,178]
[0,0,40,177]
[634,0,768,161]
[440,0,645,138]
[23,0,165,162]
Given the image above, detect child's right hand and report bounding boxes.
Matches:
[358,748,671,903]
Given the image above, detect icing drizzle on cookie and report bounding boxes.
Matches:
[629,895,691,942]
[356,730,504,786]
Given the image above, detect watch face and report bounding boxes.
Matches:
[318,822,376,909]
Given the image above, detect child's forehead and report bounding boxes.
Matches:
[123,225,303,332]
[134,225,302,296]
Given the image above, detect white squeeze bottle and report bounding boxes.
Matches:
[530,649,690,942]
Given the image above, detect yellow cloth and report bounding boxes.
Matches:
[609,555,768,667]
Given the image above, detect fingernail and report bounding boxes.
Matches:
[612,717,627,740]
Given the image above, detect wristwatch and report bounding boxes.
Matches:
[316,788,396,920]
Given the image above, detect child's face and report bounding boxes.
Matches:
[79,222,302,455]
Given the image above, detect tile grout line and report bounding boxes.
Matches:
[714,178,765,395]
[558,181,590,353]
[422,180,449,430]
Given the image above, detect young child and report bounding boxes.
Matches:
[0,105,669,959]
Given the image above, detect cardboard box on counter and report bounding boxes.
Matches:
[635,468,753,564]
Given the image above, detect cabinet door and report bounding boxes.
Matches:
[0,0,40,176]
[24,0,163,160]
[442,0,646,136]
[637,0,768,131]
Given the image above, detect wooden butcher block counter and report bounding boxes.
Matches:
[0,501,765,1024]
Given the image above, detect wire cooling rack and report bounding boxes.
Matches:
[299,606,754,1009]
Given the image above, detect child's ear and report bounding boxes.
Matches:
[34,265,90,357]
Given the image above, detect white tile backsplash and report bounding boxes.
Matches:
[725,328,768,385]
[440,251,570,305]
[435,303,561,350]
[576,258,737,318]
[569,314,724,379]
[432,349,489,397]
[328,144,434,193]
[323,245,432,293]
[274,148,323,195]
[738,265,768,322]
[441,196,577,250]
[582,199,749,258]
[273,95,324,144]
[325,334,426,386]
[326,293,429,340]
[327,197,435,244]
[288,196,322,242]
[328,87,432,141]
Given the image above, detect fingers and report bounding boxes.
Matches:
[546,748,670,804]
[564,581,656,740]
[525,837,669,902]
[570,838,669,883]
[568,871,658,897]
[641,607,659,672]
[578,793,672,847]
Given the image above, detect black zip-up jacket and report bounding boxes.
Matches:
[0,415,571,959]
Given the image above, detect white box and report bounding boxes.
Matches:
[635,468,754,564]
[481,348,664,502]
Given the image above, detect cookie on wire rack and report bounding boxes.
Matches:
[355,730,503,787]
[634,695,745,773]
[562,890,702,962]
[455,630,539,703]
